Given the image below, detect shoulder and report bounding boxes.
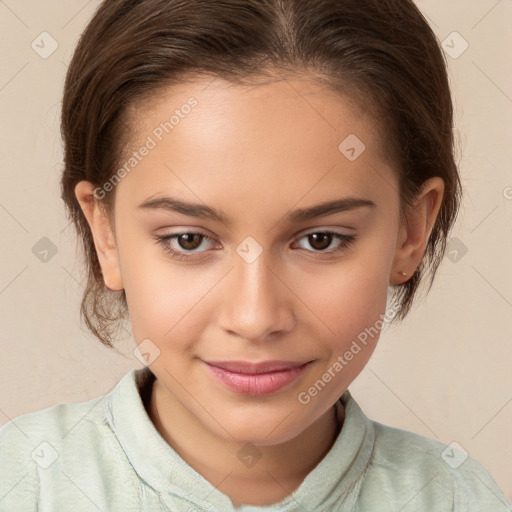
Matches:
[0,392,114,511]
[0,393,109,447]
[363,420,511,511]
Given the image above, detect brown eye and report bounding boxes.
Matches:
[307,233,333,251]
[294,231,357,256]
[155,232,217,261]
[177,233,204,251]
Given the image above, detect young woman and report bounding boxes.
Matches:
[1,1,509,510]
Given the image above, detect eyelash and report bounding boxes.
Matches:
[154,231,357,262]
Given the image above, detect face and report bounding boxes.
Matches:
[92,75,410,445]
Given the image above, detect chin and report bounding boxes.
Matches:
[203,408,307,446]
[232,430,301,448]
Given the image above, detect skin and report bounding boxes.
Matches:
[75,74,444,506]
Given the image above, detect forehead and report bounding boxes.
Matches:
[129,73,385,154]
[117,75,397,213]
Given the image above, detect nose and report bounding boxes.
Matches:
[217,251,295,342]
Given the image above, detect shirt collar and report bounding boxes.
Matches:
[105,367,375,511]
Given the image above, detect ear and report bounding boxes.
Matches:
[74,181,124,291]
[390,177,445,285]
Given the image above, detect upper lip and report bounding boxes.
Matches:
[204,360,311,374]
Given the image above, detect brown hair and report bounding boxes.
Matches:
[61,0,461,347]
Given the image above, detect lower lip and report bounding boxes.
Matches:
[203,362,310,396]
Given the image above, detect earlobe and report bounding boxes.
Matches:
[390,177,445,285]
[74,181,124,291]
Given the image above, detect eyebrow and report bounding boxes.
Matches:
[138,196,376,225]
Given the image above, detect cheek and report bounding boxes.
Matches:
[296,241,393,375]
[117,234,213,345]
[293,264,390,409]
[297,254,391,337]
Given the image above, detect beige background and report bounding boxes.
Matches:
[0,0,511,501]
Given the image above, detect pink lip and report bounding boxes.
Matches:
[203,360,311,396]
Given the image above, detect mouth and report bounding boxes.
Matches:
[204,360,311,374]
[202,360,312,396]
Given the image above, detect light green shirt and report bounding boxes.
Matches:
[1,367,510,511]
